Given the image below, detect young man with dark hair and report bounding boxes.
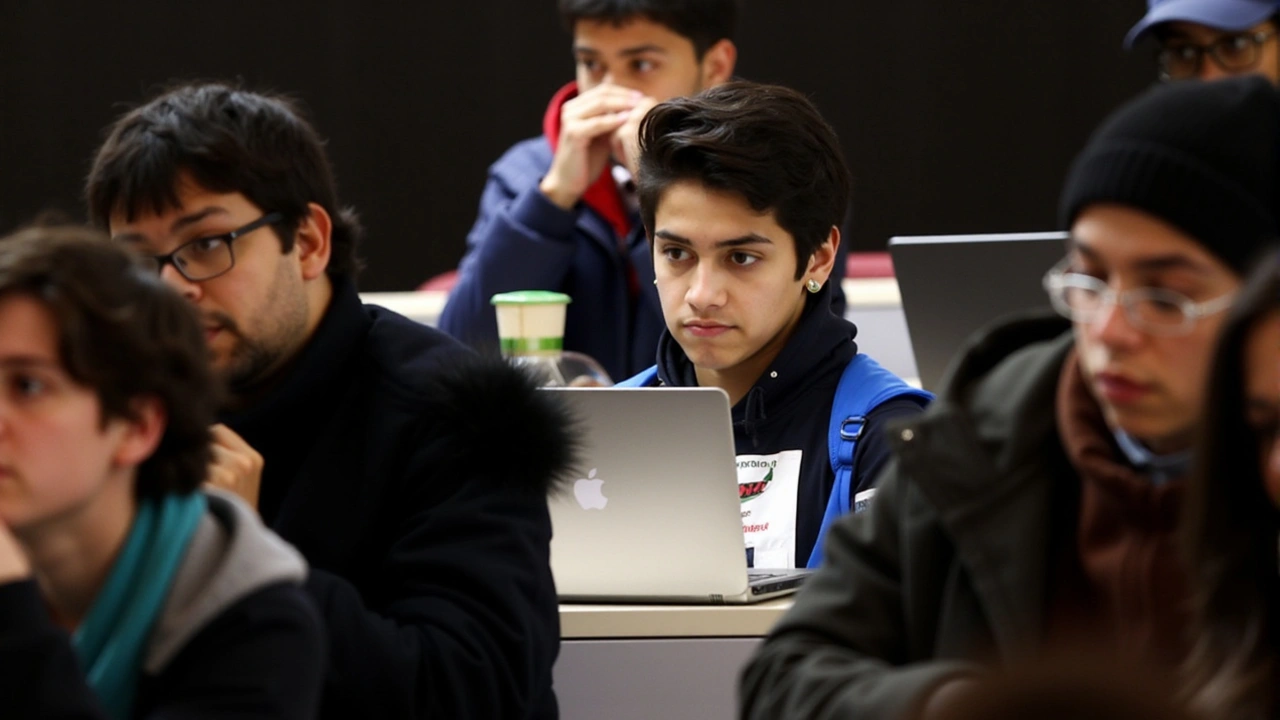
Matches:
[621,81,927,570]
[1126,0,1280,83]
[740,76,1280,720]
[86,82,578,720]
[440,1,861,381]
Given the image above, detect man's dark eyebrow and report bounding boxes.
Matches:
[0,356,61,371]
[113,232,147,244]
[654,230,773,248]
[573,44,668,57]
[169,206,229,234]
[619,44,668,57]
[111,206,229,244]
[1072,242,1214,275]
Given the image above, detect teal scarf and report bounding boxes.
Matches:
[72,493,206,720]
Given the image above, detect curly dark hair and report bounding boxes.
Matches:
[0,224,218,499]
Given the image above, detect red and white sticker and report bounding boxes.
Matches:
[737,450,802,569]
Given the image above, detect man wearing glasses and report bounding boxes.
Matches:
[85,82,575,719]
[740,77,1280,719]
[1127,0,1280,82]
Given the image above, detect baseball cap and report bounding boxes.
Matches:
[1125,0,1280,48]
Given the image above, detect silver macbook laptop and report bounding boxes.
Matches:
[888,231,1067,391]
[543,387,809,604]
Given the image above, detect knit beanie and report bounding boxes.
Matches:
[1059,75,1280,274]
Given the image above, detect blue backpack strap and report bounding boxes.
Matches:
[807,354,932,567]
[616,365,660,387]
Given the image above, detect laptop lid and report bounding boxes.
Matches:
[888,231,1067,391]
[544,387,795,604]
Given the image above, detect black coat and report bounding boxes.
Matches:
[222,280,575,720]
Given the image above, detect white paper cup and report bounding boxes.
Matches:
[491,290,572,357]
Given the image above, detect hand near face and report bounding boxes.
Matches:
[540,83,644,210]
[611,95,659,179]
[0,521,31,584]
[206,424,264,510]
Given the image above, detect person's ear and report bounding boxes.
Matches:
[700,39,737,87]
[111,396,166,470]
[293,202,333,281]
[803,226,839,287]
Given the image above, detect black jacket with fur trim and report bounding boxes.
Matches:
[221,278,575,720]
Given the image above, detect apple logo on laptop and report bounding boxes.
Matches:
[574,468,608,510]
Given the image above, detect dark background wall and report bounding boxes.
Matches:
[0,2,1151,291]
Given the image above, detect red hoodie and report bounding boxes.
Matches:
[542,81,634,240]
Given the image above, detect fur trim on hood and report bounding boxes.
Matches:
[417,353,581,496]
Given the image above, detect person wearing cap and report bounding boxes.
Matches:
[739,76,1280,719]
[1127,0,1280,82]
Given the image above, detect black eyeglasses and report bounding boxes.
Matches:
[1157,29,1276,81]
[146,212,283,282]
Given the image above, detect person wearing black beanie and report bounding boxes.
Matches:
[740,75,1280,720]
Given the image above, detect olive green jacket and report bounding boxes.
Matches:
[740,314,1078,719]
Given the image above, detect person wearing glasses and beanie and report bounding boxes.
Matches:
[1126,0,1280,83]
[85,82,578,720]
[739,76,1280,720]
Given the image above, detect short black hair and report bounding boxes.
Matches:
[86,81,363,282]
[0,224,218,500]
[558,0,738,56]
[637,81,851,277]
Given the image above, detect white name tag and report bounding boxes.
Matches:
[853,488,876,513]
[737,450,802,569]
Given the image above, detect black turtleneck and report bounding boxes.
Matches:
[654,285,926,565]
[219,279,368,522]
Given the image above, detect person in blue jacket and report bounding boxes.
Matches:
[622,81,927,569]
[442,1,857,380]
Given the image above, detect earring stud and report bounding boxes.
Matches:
[806,278,821,293]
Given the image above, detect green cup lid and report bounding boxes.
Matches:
[490,290,572,306]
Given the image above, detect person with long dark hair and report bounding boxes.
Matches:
[1183,250,1280,719]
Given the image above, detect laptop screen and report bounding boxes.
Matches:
[888,231,1067,391]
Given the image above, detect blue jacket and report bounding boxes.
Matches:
[440,82,848,382]
[635,284,924,566]
[439,135,663,381]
